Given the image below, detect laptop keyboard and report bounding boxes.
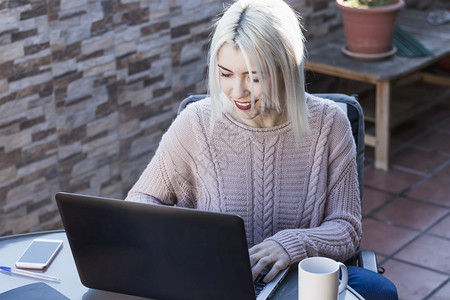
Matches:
[254,269,268,296]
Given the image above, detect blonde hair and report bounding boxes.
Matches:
[208,0,309,141]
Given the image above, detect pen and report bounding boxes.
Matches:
[0,266,61,282]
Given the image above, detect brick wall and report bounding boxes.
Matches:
[0,0,434,235]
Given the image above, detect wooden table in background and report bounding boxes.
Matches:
[305,9,450,170]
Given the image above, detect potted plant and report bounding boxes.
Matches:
[336,0,405,59]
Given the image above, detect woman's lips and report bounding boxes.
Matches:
[234,99,259,110]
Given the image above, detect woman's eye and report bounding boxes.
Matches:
[220,72,231,78]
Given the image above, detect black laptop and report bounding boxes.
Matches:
[55,192,287,300]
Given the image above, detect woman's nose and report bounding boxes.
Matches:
[231,79,248,100]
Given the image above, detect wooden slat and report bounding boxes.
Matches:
[358,79,450,127]
[365,135,376,147]
[421,72,450,86]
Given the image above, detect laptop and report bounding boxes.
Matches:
[55,192,288,300]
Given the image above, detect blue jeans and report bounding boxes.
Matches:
[348,266,398,300]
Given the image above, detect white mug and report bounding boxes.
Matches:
[298,257,348,300]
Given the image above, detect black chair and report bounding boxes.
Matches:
[178,93,379,273]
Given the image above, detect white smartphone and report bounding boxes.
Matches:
[15,238,63,270]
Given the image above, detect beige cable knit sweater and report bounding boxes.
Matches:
[126,94,362,264]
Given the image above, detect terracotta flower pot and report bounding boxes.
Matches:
[337,0,405,54]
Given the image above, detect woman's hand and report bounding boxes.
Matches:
[249,240,290,283]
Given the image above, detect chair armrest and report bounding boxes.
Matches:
[358,250,378,273]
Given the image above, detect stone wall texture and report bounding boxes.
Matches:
[0,0,434,235]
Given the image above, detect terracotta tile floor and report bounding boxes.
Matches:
[360,95,450,300]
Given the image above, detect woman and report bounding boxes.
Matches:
[126,0,398,299]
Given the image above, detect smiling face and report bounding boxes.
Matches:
[217,43,286,128]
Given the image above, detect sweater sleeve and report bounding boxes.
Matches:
[125,105,201,207]
[266,102,362,263]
